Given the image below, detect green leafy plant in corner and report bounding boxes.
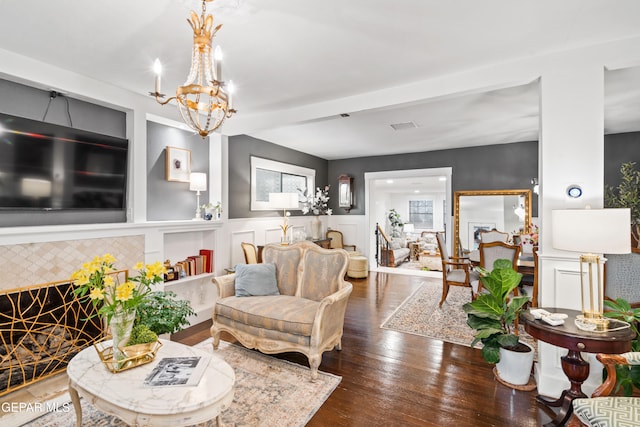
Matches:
[387,209,404,237]
[605,161,640,249]
[463,259,530,364]
[603,298,640,396]
[135,291,195,336]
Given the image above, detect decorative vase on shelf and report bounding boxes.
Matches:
[311,215,321,240]
[108,309,136,361]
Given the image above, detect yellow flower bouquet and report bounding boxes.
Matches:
[71,254,166,360]
[71,254,166,323]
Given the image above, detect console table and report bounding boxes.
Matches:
[520,308,635,427]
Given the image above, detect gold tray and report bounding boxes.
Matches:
[94,338,163,373]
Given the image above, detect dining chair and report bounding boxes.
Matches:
[476,241,521,295]
[479,229,510,244]
[326,229,357,253]
[436,232,479,307]
[568,352,640,427]
[241,242,258,264]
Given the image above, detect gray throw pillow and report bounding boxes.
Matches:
[234,263,280,297]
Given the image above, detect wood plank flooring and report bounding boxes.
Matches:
[173,271,556,426]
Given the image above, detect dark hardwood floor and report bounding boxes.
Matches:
[172,271,555,426]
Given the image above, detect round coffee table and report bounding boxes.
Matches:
[67,339,235,427]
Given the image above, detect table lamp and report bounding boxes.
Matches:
[403,223,415,239]
[269,193,299,245]
[189,172,207,220]
[551,207,630,331]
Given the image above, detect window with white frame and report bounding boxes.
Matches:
[409,200,434,229]
[250,156,315,211]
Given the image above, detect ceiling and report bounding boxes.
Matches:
[1,1,640,160]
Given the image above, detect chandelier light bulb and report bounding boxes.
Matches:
[153,58,162,93]
[214,46,223,82]
[228,80,235,109]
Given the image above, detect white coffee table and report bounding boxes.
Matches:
[67,339,235,427]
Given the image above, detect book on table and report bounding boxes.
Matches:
[143,355,211,387]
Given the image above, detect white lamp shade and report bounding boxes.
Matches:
[552,208,631,254]
[268,193,299,209]
[403,223,415,233]
[189,173,207,192]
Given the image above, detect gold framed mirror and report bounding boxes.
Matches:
[453,189,533,257]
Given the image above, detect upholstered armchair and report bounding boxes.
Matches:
[211,241,353,379]
[436,232,479,307]
[569,352,640,426]
[326,229,357,253]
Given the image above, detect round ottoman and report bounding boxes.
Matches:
[347,255,368,278]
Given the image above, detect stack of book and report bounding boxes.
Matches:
[164,249,214,282]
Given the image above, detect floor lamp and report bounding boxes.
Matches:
[190,173,207,220]
[269,193,299,245]
[551,207,630,331]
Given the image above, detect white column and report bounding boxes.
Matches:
[537,58,605,398]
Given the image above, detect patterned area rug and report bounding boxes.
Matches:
[381,278,537,351]
[22,339,340,427]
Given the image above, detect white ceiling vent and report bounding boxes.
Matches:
[390,121,418,131]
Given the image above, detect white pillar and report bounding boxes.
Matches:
[537,58,605,398]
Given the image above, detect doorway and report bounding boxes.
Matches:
[364,167,452,272]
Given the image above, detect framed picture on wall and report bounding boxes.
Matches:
[469,222,496,250]
[166,146,191,182]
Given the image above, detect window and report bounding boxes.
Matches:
[251,156,315,211]
[409,200,433,229]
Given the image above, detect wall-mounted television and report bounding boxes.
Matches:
[0,112,128,211]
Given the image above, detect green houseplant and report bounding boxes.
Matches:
[387,209,404,237]
[605,161,640,250]
[603,297,640,396]
[135,290,195,336]
[463,259,532,385]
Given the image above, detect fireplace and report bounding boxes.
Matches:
[0,280,103,396]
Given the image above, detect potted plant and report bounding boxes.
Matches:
[605,161,640,251]
[134,290,195,336]
[463,259,533,386]
[603,297,640,395]
[387,209,404,238]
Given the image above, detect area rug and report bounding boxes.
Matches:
[22,339,340,427]
[380,278,537,352]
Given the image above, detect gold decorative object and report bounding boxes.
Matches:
[94,338,163,373]
[0,279,103,397]
[552,208,631,331]
[150,0,236,138]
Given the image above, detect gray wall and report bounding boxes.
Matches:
[146,122,210,221]
[0,78,127,227]
[227,135,328,219]
[604,132,640,189]
[329,141,540,217]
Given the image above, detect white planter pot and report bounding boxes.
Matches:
[495,341,534,386]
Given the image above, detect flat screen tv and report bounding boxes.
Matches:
[0,113,128,211]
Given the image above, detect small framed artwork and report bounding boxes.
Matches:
[469,222,496,250]
[165,146,191,182]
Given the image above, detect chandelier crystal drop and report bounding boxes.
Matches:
[150,0,236,138]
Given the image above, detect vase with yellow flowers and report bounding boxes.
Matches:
[71,254,166,361]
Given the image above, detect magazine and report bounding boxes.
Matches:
[143,355,211,387]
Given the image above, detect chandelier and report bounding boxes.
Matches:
[150,0,236,138]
